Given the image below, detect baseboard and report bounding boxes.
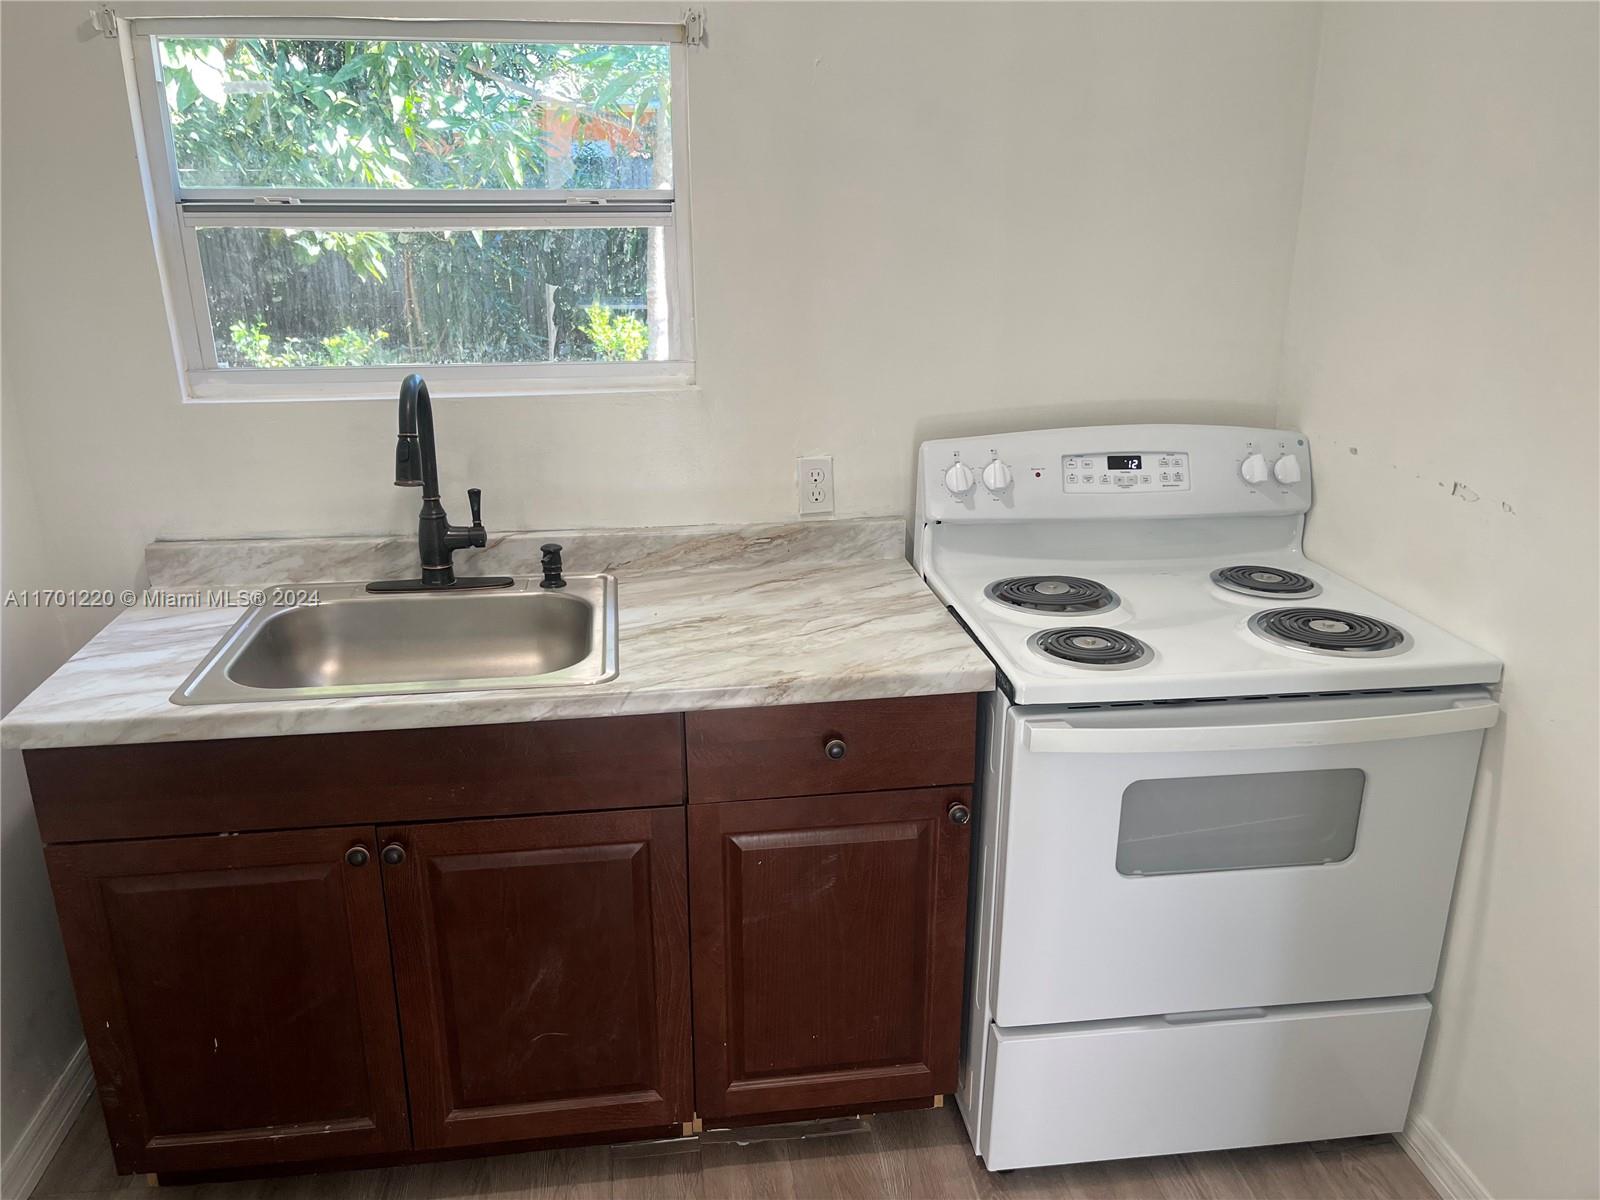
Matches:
[1,1041,94,1200]
[1397,1112,1492,1200]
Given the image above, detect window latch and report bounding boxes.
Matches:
[564,197,607,206]
[253,196,302,206]
[682,7,707,47]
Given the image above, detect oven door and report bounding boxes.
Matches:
[990,688,1497,1027]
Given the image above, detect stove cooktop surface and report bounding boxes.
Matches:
[930,554,1499,705]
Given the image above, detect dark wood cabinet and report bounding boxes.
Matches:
[32,693,980,1177]
[687,787,973,1120]
[379,809,692,1148]
[45,826,410,1175]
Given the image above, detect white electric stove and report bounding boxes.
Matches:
[913,424,1501,1171]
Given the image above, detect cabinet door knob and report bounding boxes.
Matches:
[381,843,407,866]
[824,738,847,760]
[948,803,972,826]
[345,845,370,867]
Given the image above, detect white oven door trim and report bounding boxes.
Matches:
[1023,695,1497,754]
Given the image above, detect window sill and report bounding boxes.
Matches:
[180,367,698,405]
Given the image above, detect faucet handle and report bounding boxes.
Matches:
[467,487,483,528]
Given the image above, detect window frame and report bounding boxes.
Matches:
[119,15,696,402]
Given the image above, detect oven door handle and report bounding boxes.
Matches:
[1023,696,1500,754]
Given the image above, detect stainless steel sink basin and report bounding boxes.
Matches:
[172,575,617,704]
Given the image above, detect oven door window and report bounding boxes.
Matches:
[1116,769,1366,876]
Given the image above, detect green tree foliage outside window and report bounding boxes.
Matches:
[582,304,649,362]
[162,36,672,369]
[229,320,393,367]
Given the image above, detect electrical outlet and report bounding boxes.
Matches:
[798,455,834,515]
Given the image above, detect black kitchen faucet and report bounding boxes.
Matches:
[367,373,514,592]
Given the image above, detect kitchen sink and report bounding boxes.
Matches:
[172,575,617,704]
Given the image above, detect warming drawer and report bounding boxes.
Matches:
[976,997,1430,1171]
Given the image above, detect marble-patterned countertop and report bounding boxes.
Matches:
[0,518,993,750]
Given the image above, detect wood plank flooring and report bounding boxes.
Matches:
[31,1101,1437,1200]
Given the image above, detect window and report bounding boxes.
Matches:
[121,16,695,400]
[1116,769,1366,876]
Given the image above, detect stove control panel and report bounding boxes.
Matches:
[1063,451,1190,493]
[916,425,1310,523]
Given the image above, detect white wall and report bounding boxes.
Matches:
[1279,5,1600,1198]
[0,358,83,1165]
[1,1,1317,627]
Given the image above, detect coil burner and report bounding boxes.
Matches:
[1030,627,1152,670]
[1211,565,1321,599]
[1249,608,1410,656]
[987,576,1118,615]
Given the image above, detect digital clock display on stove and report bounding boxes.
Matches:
[1062,450,1188,492]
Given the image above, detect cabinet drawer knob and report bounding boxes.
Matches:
[824,738,847,760]
[381,843,407,866]
[344,845,370,867]
[948,803,972,826]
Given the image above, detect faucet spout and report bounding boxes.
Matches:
[393,373,431,490]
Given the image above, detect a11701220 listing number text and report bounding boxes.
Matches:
[3,588,321,609]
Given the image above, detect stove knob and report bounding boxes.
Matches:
[944,461,976,497]
[1273,453,1303,484]
[982,459,1014,494]
[1240,453,1270,485]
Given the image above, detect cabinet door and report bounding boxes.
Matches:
[689,787,972,1121]
[380,808,692,1148]
[46,826,409,1174]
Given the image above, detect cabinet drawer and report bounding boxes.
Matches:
[685,694,977,803]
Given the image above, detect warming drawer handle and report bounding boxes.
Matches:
[1023,697,1500,755]
[1162,1007,1268,1025]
